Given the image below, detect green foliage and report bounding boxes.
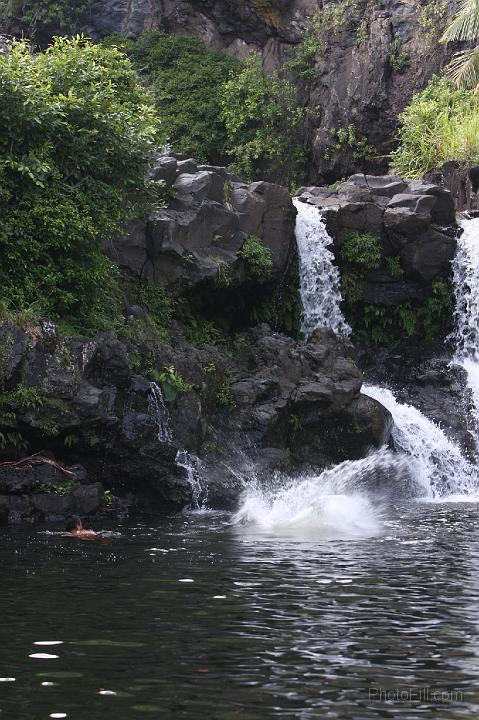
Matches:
[0,430,27,451]
[0,385,44,409]
[32,418,60,437]
[389,38,408,72]
[386,256,404,280]
[181,314,227,347]
[64,433,79,448]
[154,366,193,402]
[328,124,375,162]
[216,377,235,407]
[221,53,305,183]
[136,283,173,334]
[420,0,449,46]
[0,37,161,333]
[342,281,453,346]
[391,76,479,177]
[0,0,92,29]
[340,233,382,270]
[102,32,238,164]
[33,479,78,495]
[238,237,273,279]
[285,14,323,78]
[216,263,234,288]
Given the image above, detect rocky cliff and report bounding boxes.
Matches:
[0,158,391,524]
[2,0,453,182]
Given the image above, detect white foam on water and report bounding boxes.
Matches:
[293,198,350,338]
[232,449,408,538]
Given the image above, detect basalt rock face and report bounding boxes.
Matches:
[296,174,457,306]
[109,155,297,299]
[0,317,391,521]
[2,1,451,182]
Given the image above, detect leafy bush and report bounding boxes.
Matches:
[389,38,408,72]
[340,233,382,269]
[327,124,375,162]
[221,53,305,183]
[102,32,238,164]
[386,256,404,280]
[0,37,161,332]
[154,366,193,402]
[391,76,479,178]
[238,237,273,279]
[0,0,92,29]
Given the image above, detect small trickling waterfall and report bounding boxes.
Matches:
[451,217,479,443]
[293,199,351,338]
[148,382,172,443]
[148,382,205,508]
[175,450,206,511]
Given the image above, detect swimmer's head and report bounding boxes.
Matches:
[65,516,82,532]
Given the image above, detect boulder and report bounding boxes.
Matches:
[296,175,457,303]
[109,156,296,295]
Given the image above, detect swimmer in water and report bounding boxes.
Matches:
[65,516,97,539]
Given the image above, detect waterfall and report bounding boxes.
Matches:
[362,384,477,498]
[148,382,205,508]
[175,450,206,511]
[451,217,479,443]
[293,199,351,338]
[292,197,478,500]
[148,382,173,443]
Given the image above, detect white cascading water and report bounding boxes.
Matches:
[451,217,479,444]
[236,199,479,536]
[293,199,351,338]
[175,450,206,511]
[233,450,408,538]
[362,384,477,497]
[148,382,172,443]
[148,382,205,508]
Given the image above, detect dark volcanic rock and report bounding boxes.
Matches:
[0,317,392,519]
[105,155,296,297]
[296,175,457,306]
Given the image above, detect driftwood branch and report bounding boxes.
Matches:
[0,453,74,475]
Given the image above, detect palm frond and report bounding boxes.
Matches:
[446,46,479,88]
[441,0,479,42]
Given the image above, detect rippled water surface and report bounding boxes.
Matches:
[2,502,479,719]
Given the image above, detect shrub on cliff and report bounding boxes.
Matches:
[391,76,479,178]
[102,32,238,165]
[0,36,161,331]
[221,53,305,183]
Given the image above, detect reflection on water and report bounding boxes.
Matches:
[2,503,479,719]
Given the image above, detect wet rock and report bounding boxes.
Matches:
[296,176,457,304]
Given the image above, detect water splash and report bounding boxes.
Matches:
[451,217,479,444]
[362,384,477,498]
[293,198,350,338]
[175,450,206,511]
[233,449,412,538]
[148,382,172,443]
